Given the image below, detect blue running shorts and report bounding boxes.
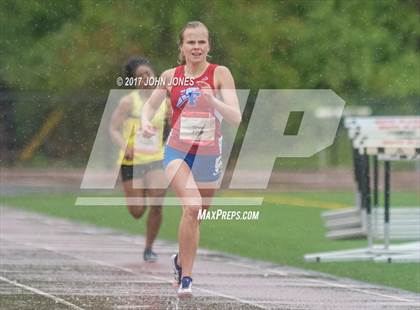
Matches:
[163,145,221,182]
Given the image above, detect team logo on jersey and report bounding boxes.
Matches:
[176,87,201,108]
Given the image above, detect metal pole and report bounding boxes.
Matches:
[384,161,391,250]
[364,153,372,250]
[373,155,378,239]
[352,148,362,210]
[360,151,366,218]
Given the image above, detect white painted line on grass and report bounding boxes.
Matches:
[0,275,85,310]
[75,196,264,206]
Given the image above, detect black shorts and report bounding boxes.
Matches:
[120,160,164,182]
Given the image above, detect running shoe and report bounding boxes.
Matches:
[171,253,182,287]
[177,276,193,298]
[143,249,158,262]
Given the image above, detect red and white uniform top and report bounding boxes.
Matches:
[168,64,222,155]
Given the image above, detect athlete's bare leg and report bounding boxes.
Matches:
[165,159,201,278]
[122,178,146,219]
[144,169,167,250]
[196,185,216,223]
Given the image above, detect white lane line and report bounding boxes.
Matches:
[6,208,418,306]
[224,251,417,304]
[1,236,269,310]
[0,275,85,310]
[11,215,419,306]
[29,220,273,308]
[64,252,271,310]
[116,306,152,309]
[227,261,417,303]
[229,252,418,303]
[245,263,418,304]
[306,279,417,303]
[228,261,288,276]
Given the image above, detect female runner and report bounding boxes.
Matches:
[141,22,241,296]
[110,57,169,262]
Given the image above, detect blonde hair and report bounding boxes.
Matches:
[177,21,210,65]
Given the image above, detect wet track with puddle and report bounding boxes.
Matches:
[1,206,419,309]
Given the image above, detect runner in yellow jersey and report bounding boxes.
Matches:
[110,57,170,262]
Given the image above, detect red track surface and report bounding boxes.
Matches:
[1,206,419,309]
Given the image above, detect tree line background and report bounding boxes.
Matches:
[1,0,419,167]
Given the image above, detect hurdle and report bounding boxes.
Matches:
[322,116,420,240]
[357,136,419,258]
[305,116,420,263]
[315,106,372,168]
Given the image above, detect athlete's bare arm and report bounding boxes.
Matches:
[165,96,173,126]
[110,95,134,159]
[142,68,175,137]
[203,66,241,126]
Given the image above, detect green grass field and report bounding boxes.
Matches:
[2,190,419,293]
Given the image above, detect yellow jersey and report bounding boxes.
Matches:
[118,90,166,166]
